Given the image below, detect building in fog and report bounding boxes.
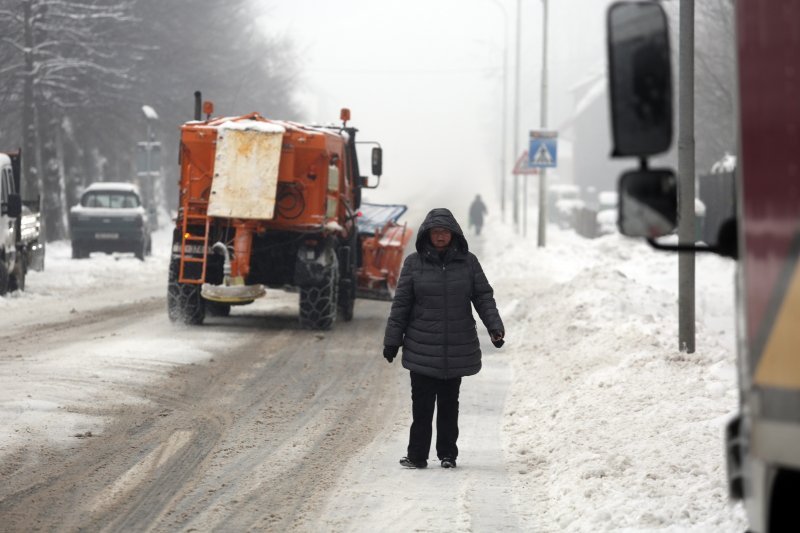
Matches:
[558,74,628,204]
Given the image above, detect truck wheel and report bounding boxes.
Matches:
[299,258,339,330]
[0,262,9,296]
[9,258,26,292]
[338,290,355,322]
[338,232,357,322]
[167,258,205,325]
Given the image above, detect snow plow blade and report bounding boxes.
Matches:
[356,203,413,302]
[201,283,266,304]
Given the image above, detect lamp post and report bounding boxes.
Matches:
[140,105,160,216]
[537,0,549,247]
[513,0,521,231]
[481,0,509,221]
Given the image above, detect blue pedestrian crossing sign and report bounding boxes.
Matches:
[529,130,558,168]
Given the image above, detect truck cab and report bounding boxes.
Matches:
[606,3,800,531]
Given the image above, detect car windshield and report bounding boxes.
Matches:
[81,191,140,208]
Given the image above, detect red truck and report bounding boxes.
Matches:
[607,2,800,531]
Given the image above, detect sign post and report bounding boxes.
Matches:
[136,140,162,216]
[529,130,557,245]
[513,151,539,237]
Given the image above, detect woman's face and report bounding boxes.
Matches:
[430,227,452,250]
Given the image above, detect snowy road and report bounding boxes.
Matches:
[0,217,749,531]
[0,269,402,530]
[0,228,524,532]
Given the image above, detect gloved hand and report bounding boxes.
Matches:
[383,345,399,363]
[490,330,505,348]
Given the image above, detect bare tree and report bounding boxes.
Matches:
[0,0,299,241]
[0,0,137,238]
[664,0,737,174]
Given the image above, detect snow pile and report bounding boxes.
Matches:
[0,226,172,312]
[218,120,286,134]
[480,221,747,531]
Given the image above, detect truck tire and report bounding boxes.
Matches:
[338,286,355,322]
[299,257,338,330]
[337,230,357,322]
[0,262,9,296]
[9,257,26,292]
[167,258,206,325]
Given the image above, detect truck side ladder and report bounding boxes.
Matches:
[178,197,211,284]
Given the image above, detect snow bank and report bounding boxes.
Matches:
[480,220,747,531]
[0,226,172,312]
[218,120,286,134]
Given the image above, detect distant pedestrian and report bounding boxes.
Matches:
[383,208,505,469]
[468,194,488,235]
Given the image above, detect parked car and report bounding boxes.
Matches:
[69,182,152,260]
[548,184,585,229]
[595,190,619,236]
[0,151,44,294]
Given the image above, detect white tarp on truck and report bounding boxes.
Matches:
[208,120,286,220]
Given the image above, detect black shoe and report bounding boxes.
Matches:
[399,456,427,469]
[440,457,457,468]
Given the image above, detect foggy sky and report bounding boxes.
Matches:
[259,0,618,224]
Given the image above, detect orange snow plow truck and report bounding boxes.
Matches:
[168,94,413,329]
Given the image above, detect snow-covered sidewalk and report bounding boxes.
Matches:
[1,211,750,531]
[483,219,748,531]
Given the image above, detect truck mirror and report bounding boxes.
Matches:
[618,169,677,238]
[6,193,22,218]
[371,147,383,177]
[607,2,673,157]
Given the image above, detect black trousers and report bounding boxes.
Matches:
[407,371,462,461]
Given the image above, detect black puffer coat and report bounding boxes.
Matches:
[383,208,504,379]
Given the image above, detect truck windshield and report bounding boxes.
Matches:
[81,192,140,208]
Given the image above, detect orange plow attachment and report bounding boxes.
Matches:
[356,203,414,301]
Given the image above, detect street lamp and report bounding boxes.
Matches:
[138,105,161,216]
[537,0,549,246]
[479,0,509,221]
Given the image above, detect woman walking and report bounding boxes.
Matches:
[383,208,505,469]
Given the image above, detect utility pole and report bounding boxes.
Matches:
[483,0,509,221]
[537,0,549,247]
[513,0,522,232]
[678,0,696,353]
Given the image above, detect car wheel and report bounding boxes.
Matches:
[0,261,9,296]
[9,258,26,292]
[135,239,146,261]
[71,242,86,259]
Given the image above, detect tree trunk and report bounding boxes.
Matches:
[54,121,70,238]
[21,0,36,197]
